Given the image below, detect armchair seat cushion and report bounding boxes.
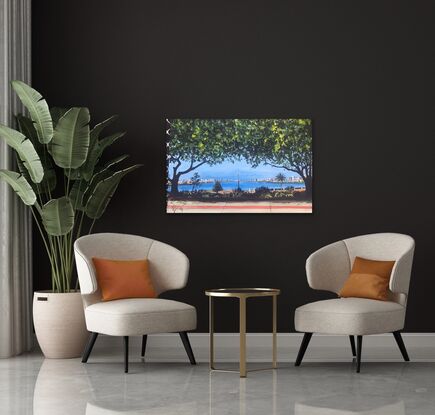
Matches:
[85,298,197,336]
[294,298,406,335]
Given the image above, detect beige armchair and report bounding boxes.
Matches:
[74,233,197,373]
[294,233,415,372]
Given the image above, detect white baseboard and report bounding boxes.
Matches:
[91,333,435,363]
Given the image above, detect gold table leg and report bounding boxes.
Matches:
[239,297,247,378]
[208,292,278,376]
[272,295,277,368]
[209,296,215,370]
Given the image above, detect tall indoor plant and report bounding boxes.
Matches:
[0,81,141,358]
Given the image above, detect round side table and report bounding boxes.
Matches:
[205,288,280,377]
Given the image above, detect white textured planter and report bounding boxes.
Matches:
[33,291,88,359]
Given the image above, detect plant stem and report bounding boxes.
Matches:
[88,219,96,235]
[42,147,52,201]
[47,234,61,292]
[57,235,68,292]
[66,168,71,196]
[76,210,85,239]
[30,207,58,287]
[63,173,67,197]
[62,234,68,292]
[30,205,62,292]
[70,210,85,289]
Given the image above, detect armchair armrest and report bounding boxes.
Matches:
[74,245,98,295]
[306,240,351,294]
[389,247,415,295]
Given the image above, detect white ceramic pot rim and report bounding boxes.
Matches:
[34,290,81,295]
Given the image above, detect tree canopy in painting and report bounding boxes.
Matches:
[166,118,312,195]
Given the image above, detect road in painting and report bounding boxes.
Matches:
[166,119,313,214]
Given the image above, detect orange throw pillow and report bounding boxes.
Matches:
[351,256,395,279]
[92,258,157,301]
[339,256,395,301]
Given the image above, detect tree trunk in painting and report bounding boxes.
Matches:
[303,175,312,196]
[169,174,180,195]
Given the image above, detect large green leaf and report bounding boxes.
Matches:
[0,169,36,205]
[82,155,129,206]
[41,196,75,236]
[16,114,42,153]
[85,165,141,219]
[16,115,56,193]
[64,168,82,180]
[11,81,53,143]
[82,168,113,206]
[50,107,90,169]
[79,137,99,182]
[38,168,56,194]
[79,115,118,181]
[80,129,125,182]
[0,124,44,183]
[15,157,32,184]
[100,154,129,171]
[15,157,56,195]
[99,131,125,151]
[69,180,85,211]
[50,107,68,128]
[90,115,118,140]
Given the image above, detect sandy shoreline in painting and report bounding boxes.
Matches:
[167,200,312,214]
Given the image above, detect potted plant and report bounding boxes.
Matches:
[0,81,141,358]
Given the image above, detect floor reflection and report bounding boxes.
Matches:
[85,401,199,414]
[33,359,200,415]
[295,395,405,415]
[33,359,93,414]
[23,357,435,415]
[209,370,278,415]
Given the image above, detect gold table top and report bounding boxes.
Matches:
[205,288,280,298]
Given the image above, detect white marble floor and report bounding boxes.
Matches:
[2,350,435,414]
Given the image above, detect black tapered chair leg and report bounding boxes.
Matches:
[295,333,313,366]
[82,332,98,363]
[349,335,356,357]
[124,336,129,373]
[141,335,148,358]
[356,335,363,373]
[179,332,196,365]
[393,331,410,361]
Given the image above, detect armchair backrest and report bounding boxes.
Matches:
[306,233,415,305]
[74,233,190,306]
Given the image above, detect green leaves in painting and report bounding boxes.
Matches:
[167,118,313,196]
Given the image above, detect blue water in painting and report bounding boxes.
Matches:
[167,160,307,192]
[169,181,305,192]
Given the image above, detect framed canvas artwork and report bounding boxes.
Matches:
[166,119,312,214]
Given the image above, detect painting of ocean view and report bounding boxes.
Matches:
[172,180,305,192]
[166,119,313,214]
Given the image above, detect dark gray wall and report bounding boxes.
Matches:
[32,0,435,332]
